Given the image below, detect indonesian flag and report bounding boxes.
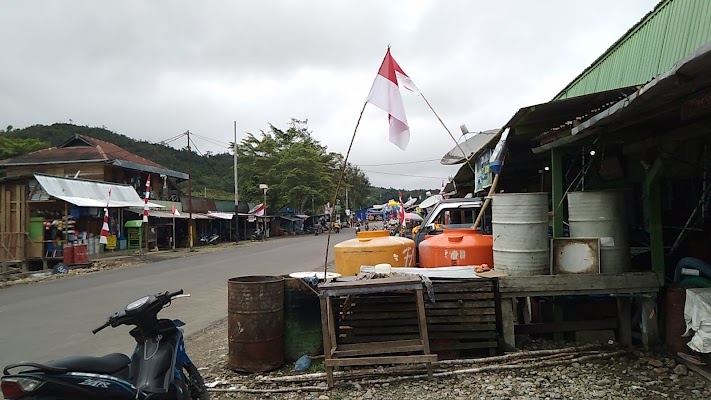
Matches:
[254,203,265,217]
[143,176,151,222]
[100,189,111,245]
[171,203,180,216]
[366,48,418,151]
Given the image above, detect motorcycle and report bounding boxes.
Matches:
[199,233,219,245]
[332,222,341,234]
[250,228,265,241]
[1,290,208,400]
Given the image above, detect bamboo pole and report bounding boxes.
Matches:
[324,101,368,277]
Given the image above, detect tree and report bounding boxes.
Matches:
[234,118,369,214]
[0,136,49,159]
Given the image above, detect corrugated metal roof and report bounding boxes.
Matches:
[0,135,187,180]
[556,0,711,100]
[34,173,163,208]
[541,41,711,151]
[180,197,217,213]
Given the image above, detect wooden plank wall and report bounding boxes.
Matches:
[333,279,500,358]
[5,163,105,180]
[0,183,27,262]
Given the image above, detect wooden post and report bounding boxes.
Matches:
[500,298,516,350]
[616,297,632,346]
[641,295,659,348]
[644,157,665,273]
[551,149,564,238]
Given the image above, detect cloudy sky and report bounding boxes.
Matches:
[0,0,659,190]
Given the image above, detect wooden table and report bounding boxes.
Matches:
[497,271,664,350]
[318,276,437,387]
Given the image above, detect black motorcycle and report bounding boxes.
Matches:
[250,228,265,241]
[1,290,208,400]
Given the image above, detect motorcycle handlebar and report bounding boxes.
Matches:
[166,289,184,299]
[92,320,110,335]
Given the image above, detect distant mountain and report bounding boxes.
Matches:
[1,123,438,203]
[1,123,235,199]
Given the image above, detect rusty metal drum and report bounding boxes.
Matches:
[228,275,285,372]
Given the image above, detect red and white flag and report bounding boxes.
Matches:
[171,202,180,217]
[366,48,418,151]
[143,176,151,222]
[254,203,265,217]
[100,189,111,245]
[398,191,405,224]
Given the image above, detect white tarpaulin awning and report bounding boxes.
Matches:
[34,173,164,208]
[127,209,210,219]
[207,212,234,220]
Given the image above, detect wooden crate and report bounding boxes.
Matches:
[333,278,501,358]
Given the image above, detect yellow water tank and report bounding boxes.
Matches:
[334,230,416,276]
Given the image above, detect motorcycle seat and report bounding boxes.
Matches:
[46,353,131,375]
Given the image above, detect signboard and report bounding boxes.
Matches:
[475,148,493,193]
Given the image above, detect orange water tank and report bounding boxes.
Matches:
[418,229,493,268]
[334,230,416,276]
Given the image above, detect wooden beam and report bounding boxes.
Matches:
[498,272,663,297]
[325,354,437,367]
[514,318,618,334]
[551,149,564,238]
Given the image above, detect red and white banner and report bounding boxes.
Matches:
[171,202,180,216]
[143,176,151,222]
[254,203,265,217]
[366,48,418,151]
[100,189,111,245]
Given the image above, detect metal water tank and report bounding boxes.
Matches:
[492,193,550,276]
[567,191,629,273]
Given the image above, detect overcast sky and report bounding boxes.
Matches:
[0,0,659,190]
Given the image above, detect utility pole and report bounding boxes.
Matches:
[187,130,193,249]
[234,121,239,243]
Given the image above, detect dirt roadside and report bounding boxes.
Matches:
[185,320,711,400]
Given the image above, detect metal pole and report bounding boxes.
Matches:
[234,121,239,243]
[187,131,193,249]
[263,189,267,239]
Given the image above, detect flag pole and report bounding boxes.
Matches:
[172,212,176,251]
[324,101,368,278]
[420,93,477,179]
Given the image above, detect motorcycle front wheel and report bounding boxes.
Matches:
[182,362,209,400]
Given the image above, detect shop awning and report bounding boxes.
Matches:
[207,212,234,220]
[127,209,210,219]
[34,173,164,208]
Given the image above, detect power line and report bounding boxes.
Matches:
[361,170,447,179]
[188,137,234,189]
[156,132,186,145]
[357,158,440,167]
[191,132,231,148]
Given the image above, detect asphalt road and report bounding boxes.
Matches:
[0,233,340,370]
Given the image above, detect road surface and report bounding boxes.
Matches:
[0,234,340,369]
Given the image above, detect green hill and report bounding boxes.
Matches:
[1,123,438,207]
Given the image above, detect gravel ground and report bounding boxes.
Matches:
[186,319,711,400]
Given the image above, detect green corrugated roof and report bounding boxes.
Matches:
[555,0,711,100]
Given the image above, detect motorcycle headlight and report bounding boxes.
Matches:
[126,296,150,311]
